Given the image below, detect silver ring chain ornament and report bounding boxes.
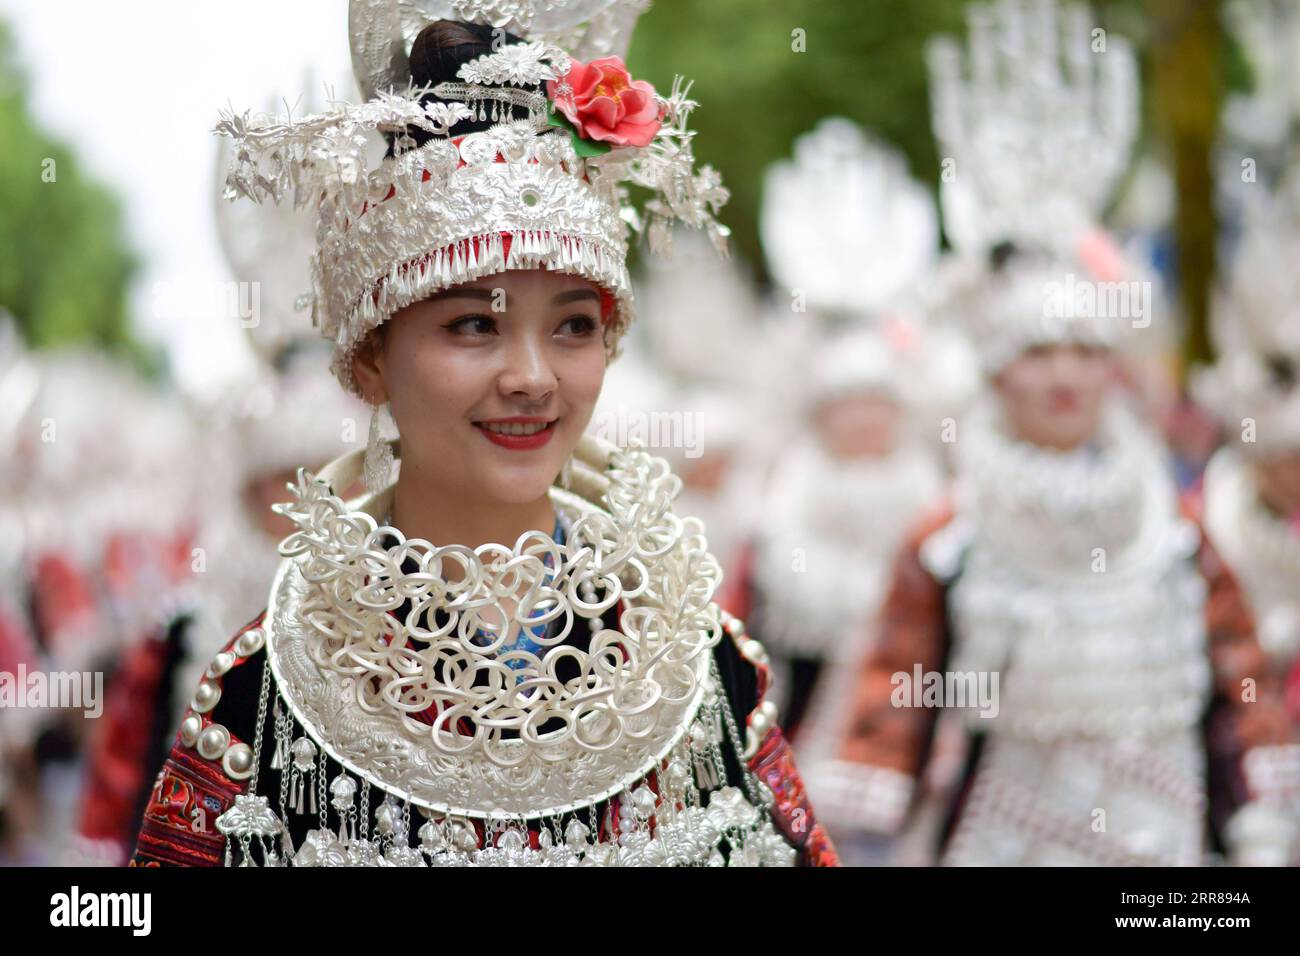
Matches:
[217,439,794,866]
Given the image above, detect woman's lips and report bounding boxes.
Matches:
[1048,388,1080,412]
[474,418,558,451]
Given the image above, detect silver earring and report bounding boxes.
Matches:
[364,402,394,494]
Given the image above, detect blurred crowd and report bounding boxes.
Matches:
[3,0,1300,867]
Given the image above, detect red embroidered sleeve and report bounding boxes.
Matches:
[1187,495,1297,802]
[131,746,245,867]
[130,616,266,867]
[803,503,957,840]
[749,726,840,866]
[718,611,840,867]
[76,634,175,864]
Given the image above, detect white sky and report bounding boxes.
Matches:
[0,0,353,397]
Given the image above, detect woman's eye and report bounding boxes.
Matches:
[446,315,496,335]
[557,314,598,336]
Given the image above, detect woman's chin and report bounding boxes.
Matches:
[479,466,562,506]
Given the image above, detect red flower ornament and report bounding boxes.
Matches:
[547,56,662,149]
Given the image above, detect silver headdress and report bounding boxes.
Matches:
[215,0,728,395]
[1218,0,1300,186]
[757,117,979,420]
[212,80,343,367]
[637,227,760,388]
[1194,2,1300,453]
[349,0,652,98]
[927,0,1144,372]
[760,117,938,320]
[1194,171,1300,452]
[210,81,371,479]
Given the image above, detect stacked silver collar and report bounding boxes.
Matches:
[214,442,796,866]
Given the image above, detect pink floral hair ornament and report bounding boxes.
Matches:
[546,55,662,152]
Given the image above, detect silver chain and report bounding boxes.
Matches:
[276,706,291,825]
[248,652,273,794]
[710,655,764,806]
[317,749,328,829]
[359,780,371,843]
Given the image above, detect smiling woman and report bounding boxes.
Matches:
[130,1,837,869]
[351,270,608,549]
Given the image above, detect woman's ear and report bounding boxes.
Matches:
[351,329,389,405]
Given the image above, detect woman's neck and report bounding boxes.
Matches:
[388,478,557,552]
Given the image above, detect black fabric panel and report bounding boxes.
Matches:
[127,614,193,842]
[710,628,760,790]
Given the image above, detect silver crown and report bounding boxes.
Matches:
[1196,172,1300,451]
[928,0,1138,256]
[215,0,727,395]
[349,0,649,100]
[760,117,938,319]
[927,0,1144,371]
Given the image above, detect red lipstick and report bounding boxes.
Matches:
[474,416,558,451]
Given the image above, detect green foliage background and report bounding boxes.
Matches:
[0,22,145,367]
[628,0,970,275]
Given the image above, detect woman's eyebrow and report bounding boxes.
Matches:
[551,288,601,306]
[425,287,497,303]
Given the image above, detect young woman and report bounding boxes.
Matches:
[130,4,836,867]
[723,120,947,749]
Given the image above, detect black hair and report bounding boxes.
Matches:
[385,20,543,155]
[988,239,1020,272]
[1265,353,1296,390]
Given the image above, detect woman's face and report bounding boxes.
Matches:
[1255,449,1300,520]
[814,392,901,460]
[352,269,607,508]
[994,342,1116,451]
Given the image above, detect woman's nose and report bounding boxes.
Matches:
[1049,347,1085,379]
[498,335,558,401]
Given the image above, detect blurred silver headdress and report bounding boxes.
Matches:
[215,0,729,395]
[1218,0,1300,184]
[760,117,939,320]
[1195,172,1300,452]
[1195,1,1300,452]
[927,0,1144,372]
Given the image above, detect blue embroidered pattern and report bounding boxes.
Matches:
[478,517,567,686]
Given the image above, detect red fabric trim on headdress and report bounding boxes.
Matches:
[367,232,616,325]
[357,138,615,325]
